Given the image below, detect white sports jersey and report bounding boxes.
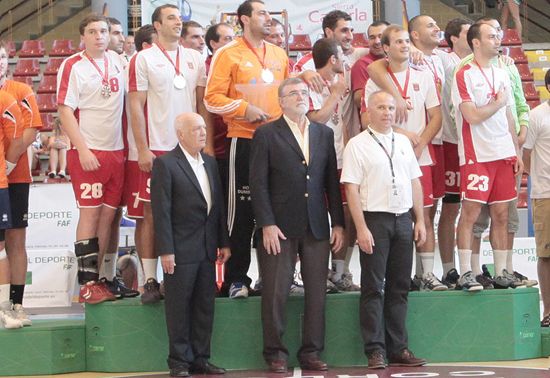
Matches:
[523,101,550,198]
[434,49,461,144]
[57,50,125,151]
[363,67,440,166]
[128,43,207,151]
[308,77,345,169]
[413,53,445,144]
[451,62,516,165]
[295,47,367,141]
[125,53,138,161]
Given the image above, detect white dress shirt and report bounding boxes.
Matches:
[180,144,212,213]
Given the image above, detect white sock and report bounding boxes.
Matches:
[458,249,472,275]
[100,253,117,281]
[343,246,354,274]
[141,258,158,281]
[494,250,508,276]
[442,262,455,276]
[415,252,423,276]
[418,252,435,276]
[332,260,345,281]
[471,253,482,276]
[0,283,10,304]
[506,249,514,272]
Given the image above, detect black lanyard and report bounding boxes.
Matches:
[368,128,395,183]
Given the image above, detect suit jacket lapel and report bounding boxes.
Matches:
[308,122,320,164]
[275,117,306,161]
[202,153,216,210]
[174,147,207,204]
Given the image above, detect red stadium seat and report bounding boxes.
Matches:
[49,39,76,57]
[37,75,57,94]
[11,76,33,86]
[352,33,369,48]
[40,113,54,131]
[501,29,522,46]
[18,40,45,57]
[527,99,541,109]
[44,57,65,76]
[5,41,16,58]
[515,63,533,82]
[522,82,540,101]
[505,46,527,64]
[288,34,312,51]
[36,93,57,113]
[13,58,40,76]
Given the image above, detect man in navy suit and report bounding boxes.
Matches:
[151,112,231,377]
[250,77,345,373]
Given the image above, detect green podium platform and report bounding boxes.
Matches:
[0,319,85,376]
[84,288,542,373]
[542,327,550,357]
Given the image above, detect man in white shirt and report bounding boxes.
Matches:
[129,4,210,304]
[452,22,523,291]
[523,69,550,327]
[57,14,125,303]
[342,90,426,369]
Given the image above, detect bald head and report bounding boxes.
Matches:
[175,113,207,156]
[366,91,396,133]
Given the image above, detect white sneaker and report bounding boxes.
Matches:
[0,301,23,329]
[12,304,32,326]
[420,272,448,291]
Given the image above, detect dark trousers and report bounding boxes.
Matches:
[164,258,216,369]
[257,228,330,363]
[359,211,413,357]
[225,137,254,288]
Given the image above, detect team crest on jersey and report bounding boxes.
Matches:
[413,83,420,91]
[2,110,16,124]
[187,62,194,69]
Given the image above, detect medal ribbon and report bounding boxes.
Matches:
[474,60,496,96]
[243,37,267,69]
[157,42,181,76]
[83,51,109,87]
[387,66,410,100]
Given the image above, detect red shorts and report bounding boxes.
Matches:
[443,142,460,194]
[137,150,167,202]
[419,165,434,207]
[431,144,445,199]
[123,160,144,218]
[67,149,125,208]
[460,159,517,204]
[337,169,347,204]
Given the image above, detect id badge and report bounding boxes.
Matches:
[388,184,404,211]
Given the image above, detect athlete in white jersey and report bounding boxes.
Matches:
[57,14,125,304]
[128,4,210,304]
[295,10,367,289]
[452,23,522,291]
[362,25,442,291]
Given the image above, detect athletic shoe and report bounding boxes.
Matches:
[12,304,32,326]
[441,268,460,289]
[457,271,483,292]
[494,269,523,289]
[513,271,538,287]
[289,281,305,296]
[333,272,361,291]
[57,170,66,178]
[47,171,56,179]
[141,278,163,304]
[410,275,422,291]
[475,273,494,289]
[420,272,448,291]
[228,282,248,299]
[79,281,116,304]
[326,278,339,293]
[0,301,23,329]
[541,314,550,327]
[103,277,140,299]
[253,277,263,293]
[482,264,493,279]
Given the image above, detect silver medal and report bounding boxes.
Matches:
[173,74,186,89]
[261,69,274,84]
[101,83,111,98]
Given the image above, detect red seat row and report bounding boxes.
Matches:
[15,39,76,58]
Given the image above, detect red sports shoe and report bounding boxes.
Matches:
[79,281,116,304]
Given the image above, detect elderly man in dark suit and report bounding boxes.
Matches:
[250,77,345,373]
[151,112,231,378]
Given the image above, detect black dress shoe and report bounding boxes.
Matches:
[189,361,226,375]
[169,366,190,377]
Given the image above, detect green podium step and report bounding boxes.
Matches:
[0,319,85,376]
[85,289,542,372]
[542,327,550,357]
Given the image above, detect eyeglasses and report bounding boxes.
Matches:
[281,90,309,98]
